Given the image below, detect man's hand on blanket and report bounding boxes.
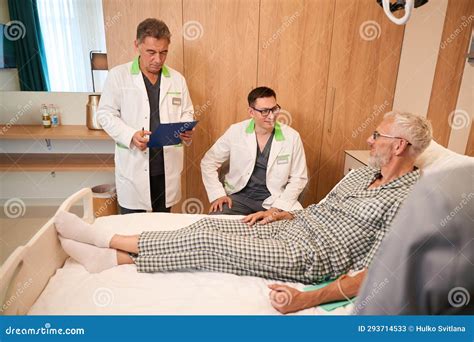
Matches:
[268,284,314,314]
[268,270,368,314]
[242,208,294,226]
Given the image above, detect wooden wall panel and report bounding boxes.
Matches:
[102,0,184,72]
[182,0,260,210]
[427,0,474,146]
[257,0,335,206]
[315,0,405,200]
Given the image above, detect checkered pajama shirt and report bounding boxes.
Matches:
[131,167,420,284]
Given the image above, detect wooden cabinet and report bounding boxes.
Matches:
[256,0,404,203]
[344,150,369,175]
[182,0,260,206]
[257,0,335,207]
[316,0,404,201]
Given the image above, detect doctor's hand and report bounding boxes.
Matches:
[209,196,232,213]
[179,129,194,146]
[242,208,293,226]
[132,130,151,151]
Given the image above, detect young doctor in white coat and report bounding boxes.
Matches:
[201,87,308,215]
[97,19,194,214]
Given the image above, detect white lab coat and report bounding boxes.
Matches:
[201,119,308,211]
[97,58,194,210]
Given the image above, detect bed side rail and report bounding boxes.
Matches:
[0,188,94,315]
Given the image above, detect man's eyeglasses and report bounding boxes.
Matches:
[250,104,281,117]
[372,131,412,145]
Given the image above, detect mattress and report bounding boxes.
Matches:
[28,212,353,315]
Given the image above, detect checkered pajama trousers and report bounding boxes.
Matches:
[130,217,317,283]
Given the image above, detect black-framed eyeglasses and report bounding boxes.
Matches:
[250,104,281,117]
[372,131,412,145]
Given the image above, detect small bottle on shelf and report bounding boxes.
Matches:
[41,104,51,128]
[55,105,62,126]
[50,105,59,127]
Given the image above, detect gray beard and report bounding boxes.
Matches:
[368,153,391,169]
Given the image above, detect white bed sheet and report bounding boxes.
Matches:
[29,213,353,315]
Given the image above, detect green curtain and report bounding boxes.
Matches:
[8,0,49,91]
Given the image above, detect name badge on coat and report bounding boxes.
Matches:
[172,97,181,105]
[276,154,290,165]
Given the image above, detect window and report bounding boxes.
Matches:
[37,0,107,92]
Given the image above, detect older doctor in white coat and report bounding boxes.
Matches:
[97,19,194,213]
[201,87,308,216]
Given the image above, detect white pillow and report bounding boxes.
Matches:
[416,140,473,174]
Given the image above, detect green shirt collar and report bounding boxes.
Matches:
[130,56,170,77]
[245,119,285,141]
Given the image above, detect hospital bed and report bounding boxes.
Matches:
[0,141,471,315]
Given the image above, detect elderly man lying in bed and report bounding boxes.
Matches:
[54,110,432,314]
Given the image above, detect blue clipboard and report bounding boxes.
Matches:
[147,121,198,148]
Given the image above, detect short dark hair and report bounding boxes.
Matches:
[247,87,276,107]
[136,18,171,43]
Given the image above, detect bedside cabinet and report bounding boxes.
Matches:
[344,150,370,175]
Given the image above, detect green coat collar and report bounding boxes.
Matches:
[130,56,170,77]
[245,119,285,141]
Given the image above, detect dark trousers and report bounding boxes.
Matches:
[208,194,265,216]
[120,174,171,214]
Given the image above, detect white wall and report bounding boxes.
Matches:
[0,91,103,125]
[393,0,448,117]
[0,91,115,205]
